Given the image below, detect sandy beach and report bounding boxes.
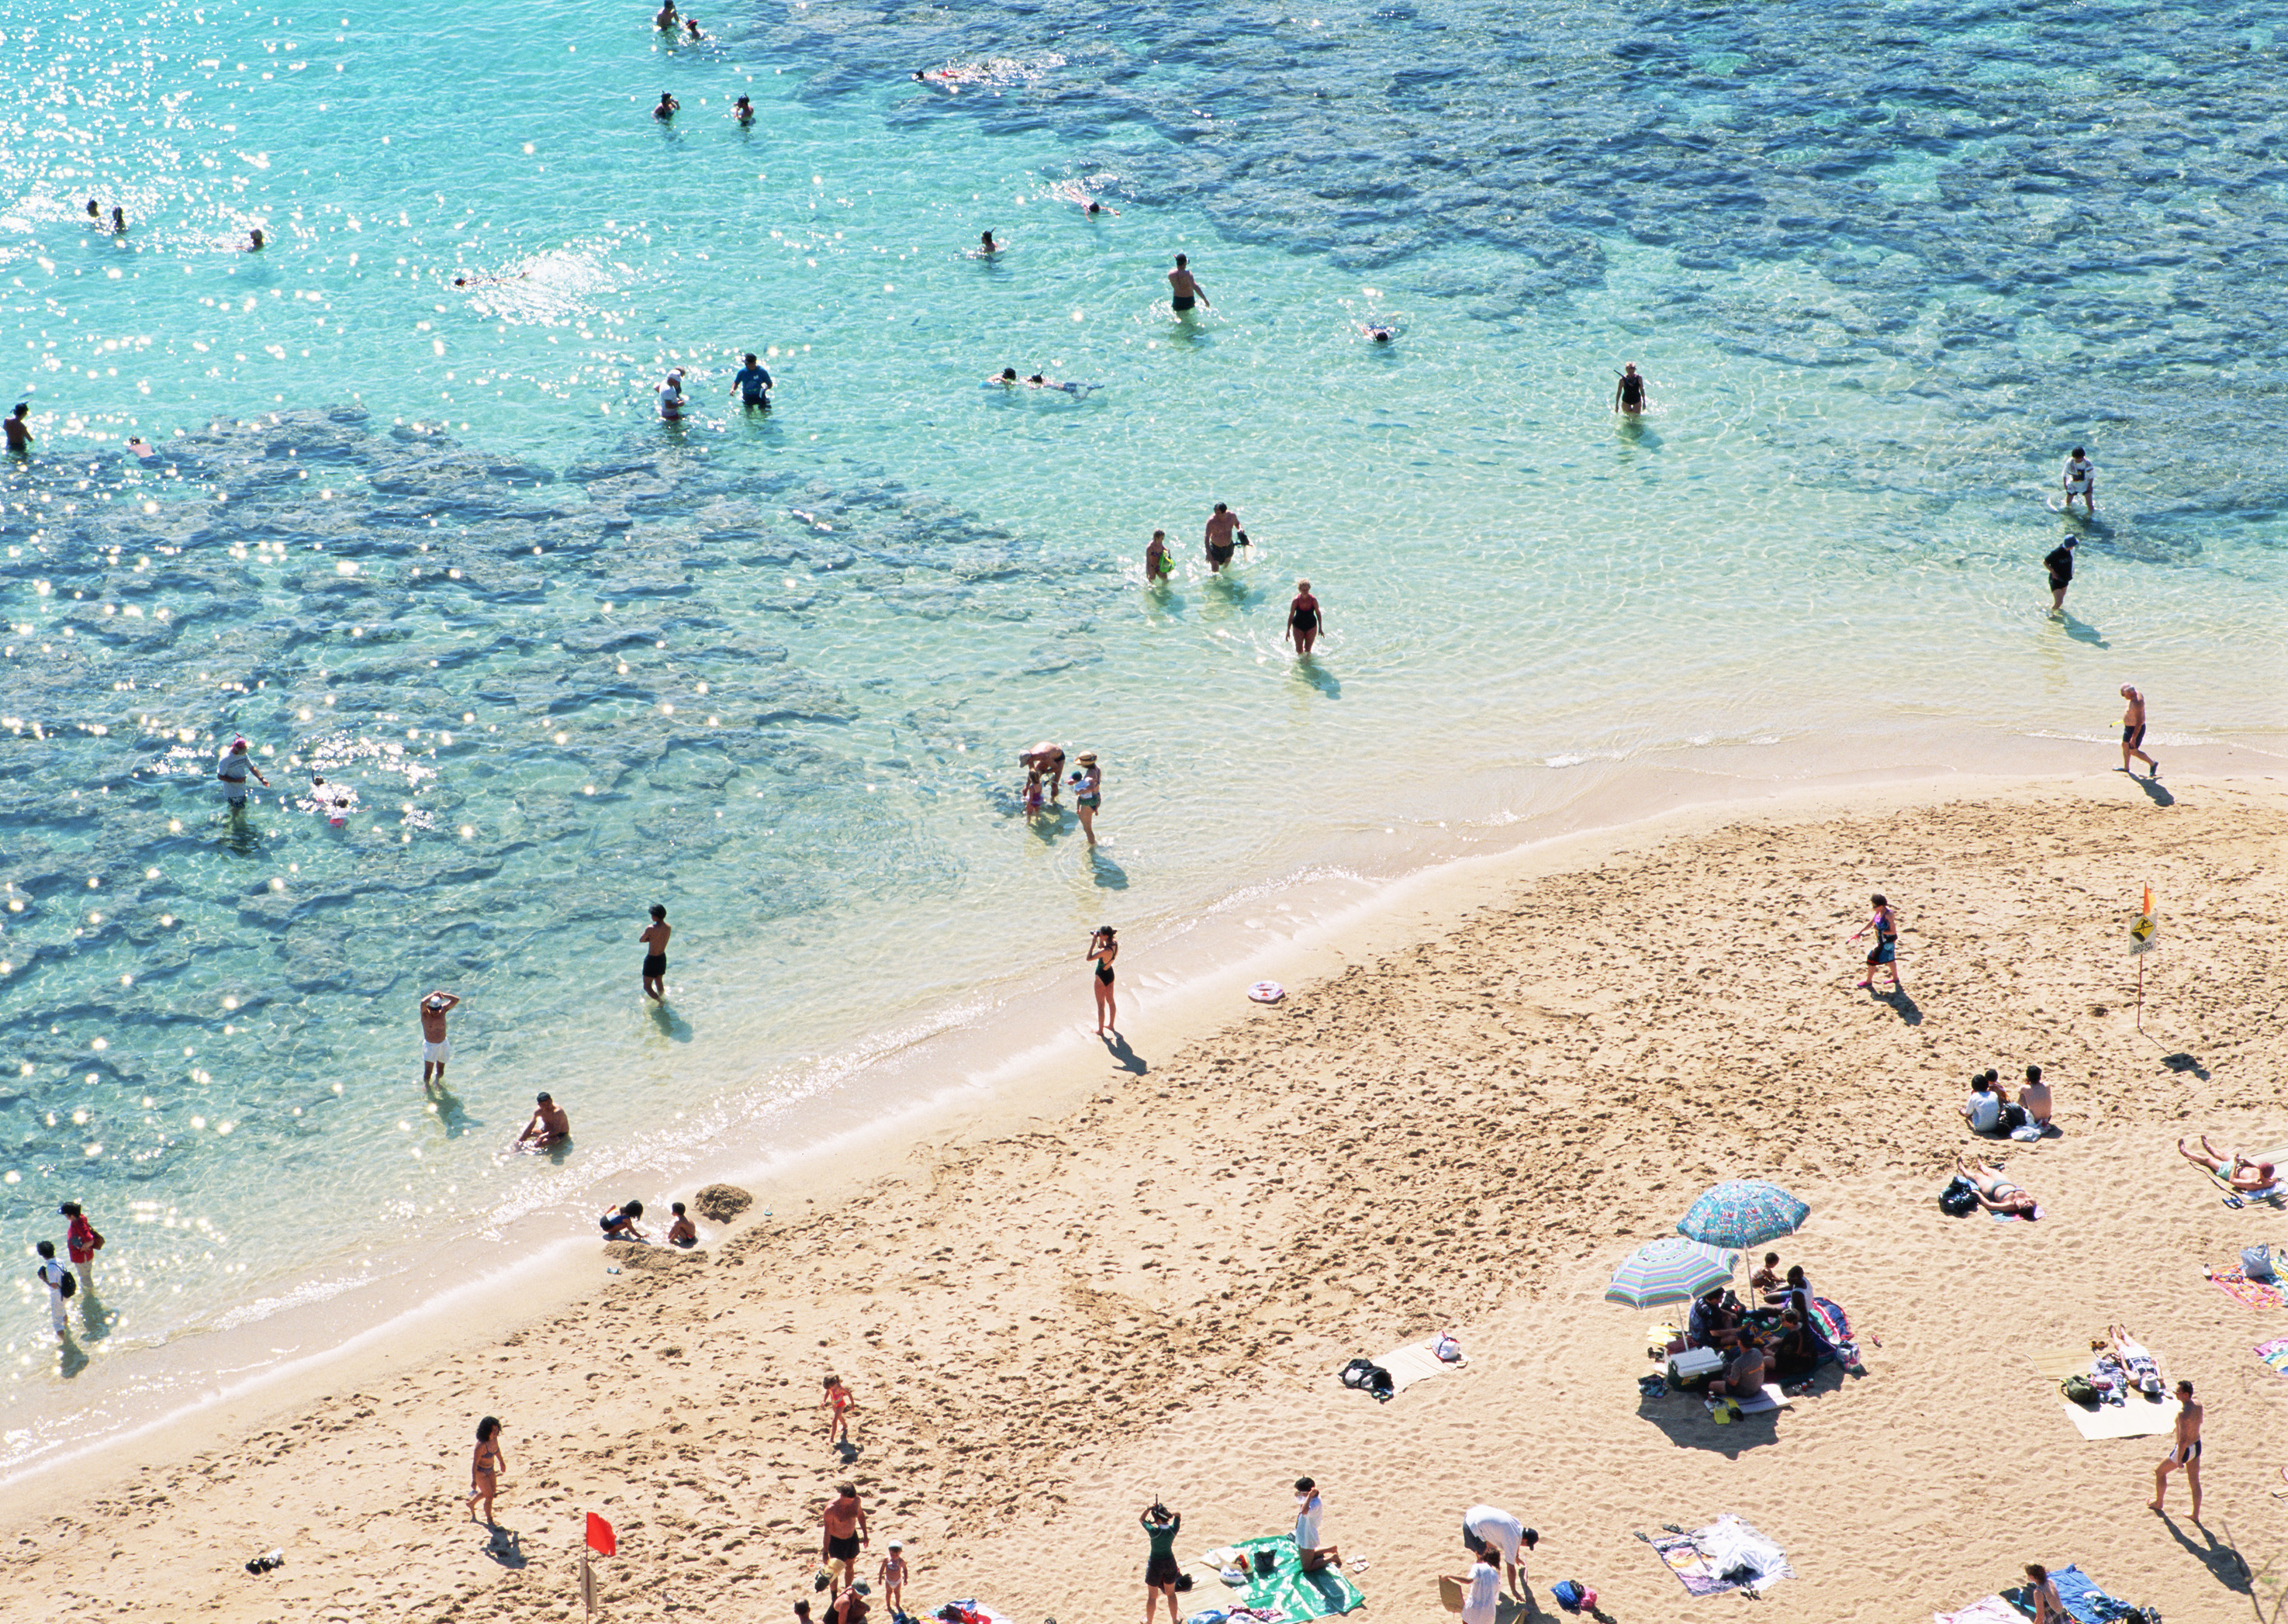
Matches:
[4,771,2284,1622]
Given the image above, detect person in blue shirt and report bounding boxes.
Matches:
[731,352,773,409]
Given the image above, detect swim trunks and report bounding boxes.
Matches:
[1078,794,1101,810]
[2169,1439,2201,1462]
[643,954,667,979]
[1207,541,1234,566]
[2123,724,2145,748]
[423,1039,451,1063]
[1172,295,1195,313]
[827,1533,861,1563]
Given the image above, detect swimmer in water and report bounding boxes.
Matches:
[990,367,1019,386]
[1287,579,1322,656]
[85,199,101,222]
[654,92,680,120]
[732,93,754,123]
[110,206,126,234]
[1612,363,1648,415]
[731,351,772,408]
[1168,254,1208,316]
[1086,200,1115,216]
[1203,502,1245,572]
[1357,321,1395,344]
[683,15,703,39]
[978,230,999,256]
[1145,529,1173,584]
[655,0,678,27]
[4,403,31,456]
[657,368,687,422]
[247,228,265,251]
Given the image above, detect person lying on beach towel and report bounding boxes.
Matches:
[2107,1325,2165,1396]
[1955,1154,2037,1218]
[2178,1136,2278,1193]
[2085,1339,2128,1403]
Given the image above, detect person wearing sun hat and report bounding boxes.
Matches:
[1071,753,1103,845]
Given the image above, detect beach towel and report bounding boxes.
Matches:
[1933,1598,2021,1624]
[932,1603,1014,1624]
[2255,1335,2288,1374]
[1646,1515,1792,1598]
[1224,1536,1363,1622]
[1989,1202,2044,1222]
[1368,1336,1467,1394]
[1999,1564,2139,1623]
[2208,1266,2286,1310]
[2030,1346,2179,1439]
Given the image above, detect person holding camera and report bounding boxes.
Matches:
[1087,926,1119,1036]
[1141,1501,1182,1624]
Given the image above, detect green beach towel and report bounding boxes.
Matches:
[1227,1536,1365,1622]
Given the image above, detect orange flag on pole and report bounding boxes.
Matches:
[586,1512,617,1557]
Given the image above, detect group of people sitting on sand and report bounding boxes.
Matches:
[1958,1066,2052,1138]
[1670,1255,1840,1399]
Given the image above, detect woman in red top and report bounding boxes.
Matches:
[60,1201,103,1289]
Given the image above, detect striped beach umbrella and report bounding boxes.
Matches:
[1678,1180,1809,1250]
[1604,1236,1737,1309]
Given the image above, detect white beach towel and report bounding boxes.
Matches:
[1732,1383,1795,1415]
[1691,1515,1792,1595]
[1933,1597,2021,1624]
[1374,1338,1468,1394]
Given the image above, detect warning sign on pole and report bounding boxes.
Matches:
[2130,885,2159,956]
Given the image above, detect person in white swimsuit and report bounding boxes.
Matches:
[2061,447,2096,514]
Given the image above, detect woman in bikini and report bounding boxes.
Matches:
[1087,926,1118,1035]
[2024,1564,2069,1624]
[1956,1153,2037,1217]
[468,1416,506,1525]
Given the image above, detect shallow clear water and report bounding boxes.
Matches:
[0,0,2282,1441]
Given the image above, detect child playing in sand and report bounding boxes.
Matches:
[878,1541,908,1619]
[666,1202,698,1247]
[824,1373,855,1446]
[1749,1252,1782,1299]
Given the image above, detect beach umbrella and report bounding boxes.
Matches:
[1677,1180,1809,1250]
[1604,1237,1737,1309]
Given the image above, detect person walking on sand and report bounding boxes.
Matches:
[2043,535,2076,613]
[2119,685,2158,778]
[1073,753,1103,845]
[1203,503,1244,573]
[1167,254,1208,316]
[419,990,461,1087]
[33,1242,71,1338]
[60,1201,104,1293]
[1446,1543,1502,1624]
[3,402,30,456]
[2062,447,2096,515]
[1849,893,1901,991]
[1612,363,1649,415]
[1461,1505,1537,1598]
[1141,1501,1182,1624]
[2024,1564,2069,1624]
[1293,1478,1343,1574]
[821,1483,869,1598]
[517,1091,571,1150]
[467,1415,506,1525]
[1087,925,1118,1034]
[1145,529,1173,585]
[217,737,269,810]
[1287,579,1322,656]
[640,904,672,1000]
[824,1372,855,1446]
[2151,1379,2203,1519]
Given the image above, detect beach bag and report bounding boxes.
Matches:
[1340,1357,1395,1401]
[2060,1373,2100,1408]
[1996,1102,2029,1134]
[2244,1245,2276,1283]
[1550,1581,1595,1614]
[1938,1177,1979,1217]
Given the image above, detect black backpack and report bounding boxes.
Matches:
[1340,1358,1395,1401]
[1938,1177,1979,1217]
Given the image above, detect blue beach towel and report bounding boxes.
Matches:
[2001,1564,2138,1622]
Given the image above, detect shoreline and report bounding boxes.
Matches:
[3,739,2276,1518]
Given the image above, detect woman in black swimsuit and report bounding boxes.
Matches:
[1087,926,1118,1035]
[1287,579,1322,657]
[1612,363,1648,415]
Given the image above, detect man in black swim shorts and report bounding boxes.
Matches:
[1204,501,1241,572]
[821,1484,869,1598]
[2043,535,2075,613]
[639,904,671,1000]
[1168,254,1208,316]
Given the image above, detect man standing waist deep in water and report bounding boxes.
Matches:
[640,904,672,1000]
[1168,254,1208,316]
[1204,503,1244,573]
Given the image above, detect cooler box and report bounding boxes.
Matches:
[1668,1347,1725,1387]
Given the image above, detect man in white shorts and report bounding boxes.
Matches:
[420,990,461,1088]
[1461,1505,1537,1598]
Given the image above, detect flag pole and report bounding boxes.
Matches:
[582,1544,593,1624]
[2136,952,2144,1032]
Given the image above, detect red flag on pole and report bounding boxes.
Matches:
[586,1512,617,1557]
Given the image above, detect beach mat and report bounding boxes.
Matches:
[2209,1267,2286,1309]
[1376,1338,1467,1393]
[1734,1382,1795,1415]
[1227,1536,1365,1622]
[2256,1335,2288,1374]
[2030,1346,2179,1439]
[1645,1515,1792,1598]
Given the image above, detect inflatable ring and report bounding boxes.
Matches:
[1247,981,1285,1004]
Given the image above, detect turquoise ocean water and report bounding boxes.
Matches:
[1,0,2283,1459]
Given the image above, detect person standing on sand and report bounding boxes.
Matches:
[1460,1505,1536,1598]
[1073,753,1104,845]
[2062,447,2096,515]
[1293,1477,1343,1574]
[878,1543,909,1618]
[1168,254,1208,316]
[1087,925,1118,1034]
[2119,685,2158,778]
[640,904,672,1000]
[824,1372,855,1446]
[467,1416,506,1525]
[1141,1501,1182,1624]
[1612,364,1649,415]
[821,1484,869,1598]
[2152,1378,2203,1519]
[419,990,461,1088]
[1849,893,1901,991]
[60,1201,104,1293]
[1287,579,1322,656]
[2043,536,2076,613]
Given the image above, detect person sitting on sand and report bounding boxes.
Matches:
[1708,1332,1768,1401]
[2177,1136,2277,1193]
[517,1091,571,1150]
[1749,1252,1783,1298]
[1960,1072,2003,1134]
[2025,1564,2069,1624]
[1687,1285,1742,1351]
[1768,1312,1818,1381]
[2107,1325,2165,1396]
[666,1201,697,1247]
[1956,1153,2037,1217]
[2020,1066,2052,1127]
[600,1200,647,1240]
